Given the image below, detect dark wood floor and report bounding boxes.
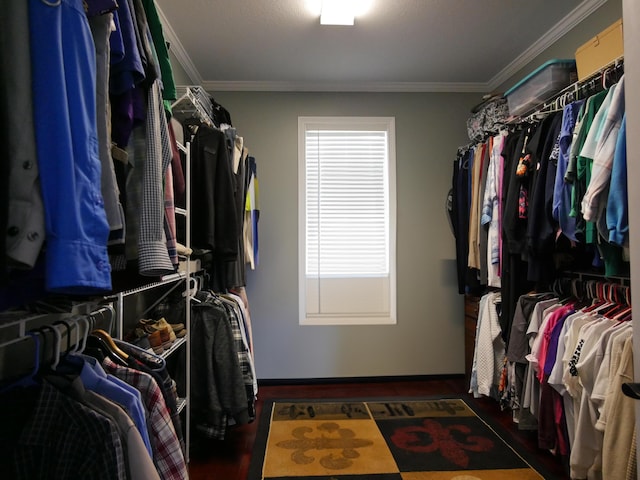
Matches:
[186,377,570,479]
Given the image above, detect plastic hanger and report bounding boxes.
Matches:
[185,276,202,303]
[75,316,90,353]
[38,325,62,371]
[53,320,73,357]
[90,305,115,335]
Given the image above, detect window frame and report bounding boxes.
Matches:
[298,116,397,326]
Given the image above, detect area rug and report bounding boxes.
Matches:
[248,397,552,479]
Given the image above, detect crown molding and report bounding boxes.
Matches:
[155,4,203,85]
[487,0,608,91]
[160,0,607,94]
[201,80,490,93]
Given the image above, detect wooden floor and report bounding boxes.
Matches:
[186,377,569,480]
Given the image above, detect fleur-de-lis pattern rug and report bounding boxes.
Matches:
[249,398,550,479]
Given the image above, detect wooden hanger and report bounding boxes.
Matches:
[90,329,129,362]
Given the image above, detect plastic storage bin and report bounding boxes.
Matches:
[504,59,577,118]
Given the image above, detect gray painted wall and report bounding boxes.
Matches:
[200,0,626,380]
[209,92,476,379]
[168,48,192,86]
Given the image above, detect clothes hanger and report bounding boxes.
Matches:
[113,338,166,372]
[49,319,93,378]
[90,329,129,364]
[82,316,118,364]
[38,325,62,371]
[90,304,116,334]
[185,276,202,303]
[52,320,74,357]
[602,67,614,90]
[75,316,90,353]
[611,305,632,323]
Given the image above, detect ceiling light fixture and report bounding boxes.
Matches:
[320,0,355,25]
[316,0,373,26]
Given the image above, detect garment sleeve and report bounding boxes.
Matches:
[581,77,625,221]
[606,115,628,246]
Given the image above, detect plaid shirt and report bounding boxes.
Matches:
[103,357,188,480]
[113,339,186,454]
[220,296,257,414]
[191,292,249,440]
[1,382,126,479]
[138,80,174,276]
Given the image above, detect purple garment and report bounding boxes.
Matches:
[543,310,573,376]
[108,0,146,150]
[111,87,147,149]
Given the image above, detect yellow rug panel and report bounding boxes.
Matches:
[263,418,399,477]
[400,468,545,479]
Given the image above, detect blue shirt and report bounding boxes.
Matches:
[607,115,628,246]
[69,354,153,456]
[553,99,584,242]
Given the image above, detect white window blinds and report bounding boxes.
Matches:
[305,129,389,277]
[298,117,396,325]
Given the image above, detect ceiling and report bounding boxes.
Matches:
[154,0,605,93]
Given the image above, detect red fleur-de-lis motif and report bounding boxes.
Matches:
[390,419,494,468]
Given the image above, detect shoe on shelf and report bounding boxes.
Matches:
[163,320,186,339]
[137,318,175,348]
[146,330,164,354]
[155,318,177,344]
[167,322,185,332]
[152,318,186,336]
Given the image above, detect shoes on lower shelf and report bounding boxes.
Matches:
[170,323,187,338]
[139,318,176,346]
[126,317,187,355]
[146,330,164,355]
[148,318,187,339]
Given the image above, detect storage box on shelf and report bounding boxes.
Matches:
[575,19,623,81]
[504,59,577,118]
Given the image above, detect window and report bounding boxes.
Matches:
[298,116,396,325]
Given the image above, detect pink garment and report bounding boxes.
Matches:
[167,119,186,205]
[536,304,574,383]
[495,135,505,277]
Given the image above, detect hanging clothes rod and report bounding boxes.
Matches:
[560,269,630,285]
[0,304,115,349]
[551,275,631,306]
[0,304,116,382]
